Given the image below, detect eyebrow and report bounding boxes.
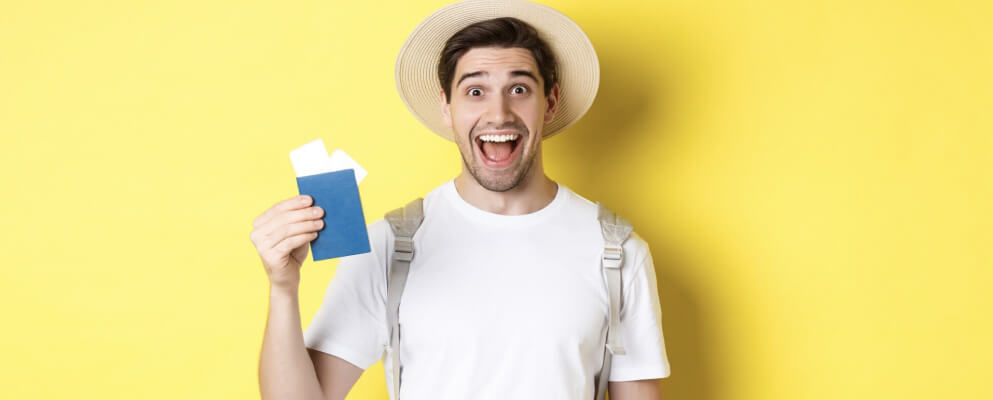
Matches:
[456,70,539,87]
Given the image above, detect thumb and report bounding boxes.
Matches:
[291,240,311,266]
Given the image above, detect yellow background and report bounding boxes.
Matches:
[2,0,990,398]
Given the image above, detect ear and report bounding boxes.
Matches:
[440,89,452,127]
[543,83,560,123]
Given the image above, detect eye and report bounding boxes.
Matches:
[467,88,483,96]
[511,84,528,95]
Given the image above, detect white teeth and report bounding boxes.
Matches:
[478,134,520,142]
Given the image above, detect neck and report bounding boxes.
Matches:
[453,154,558,216]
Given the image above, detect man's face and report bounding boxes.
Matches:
[441,46,559,192]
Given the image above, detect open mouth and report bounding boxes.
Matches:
[474,132,523,169]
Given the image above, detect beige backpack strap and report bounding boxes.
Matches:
[594,202,634,400]
[384,197,424,400]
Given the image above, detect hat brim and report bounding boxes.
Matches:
[395,0,600,142]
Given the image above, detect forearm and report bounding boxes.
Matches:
[609,378,663,400]
[259,287,325,400]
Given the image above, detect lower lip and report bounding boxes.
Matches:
[476,136,523,170]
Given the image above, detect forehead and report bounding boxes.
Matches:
[454,47,538,77]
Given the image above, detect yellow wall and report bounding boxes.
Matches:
[2,0,990,398]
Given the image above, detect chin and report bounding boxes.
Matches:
[469,156,535,193]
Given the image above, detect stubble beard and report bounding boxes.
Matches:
[459,132,536,193]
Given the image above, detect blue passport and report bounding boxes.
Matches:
[295,169,371,261]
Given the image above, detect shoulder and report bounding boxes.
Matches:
[368,217,392,241]
[564,184,651,265]
[624,231,652,268]
[380,180,449,219]
[559,184,597,212]
[369,180,449,249]
[352,218,391,276]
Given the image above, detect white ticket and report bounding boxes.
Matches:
[289,139,366,185]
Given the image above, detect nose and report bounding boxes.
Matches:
[482,92,515,128]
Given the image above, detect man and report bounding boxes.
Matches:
[253,1,670,399]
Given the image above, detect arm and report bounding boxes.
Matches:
[253,195,366,399]
[607,234,670,399]
[259,287,324,400]
[259,287,363,400]
[307,348,363,400]
[609,378,664,400]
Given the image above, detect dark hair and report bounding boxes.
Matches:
[438,17,558,103]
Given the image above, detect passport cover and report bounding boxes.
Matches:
[295,169,371,261]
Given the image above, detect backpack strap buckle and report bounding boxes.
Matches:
[602,245,623,268]
[393,236,414,262]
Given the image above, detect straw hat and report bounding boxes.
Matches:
[395,0,600,142]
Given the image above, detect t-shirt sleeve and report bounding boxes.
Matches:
[608,233,672,381]
[303,219,390,370]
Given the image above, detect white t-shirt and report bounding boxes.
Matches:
[304,179,670,399]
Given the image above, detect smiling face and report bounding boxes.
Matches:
[440,46,560,192]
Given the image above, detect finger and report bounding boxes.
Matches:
[259,219,324,250]
[254,195,313,229]
[269,232,319,257]
[256,206,324,239]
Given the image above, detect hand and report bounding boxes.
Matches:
[250,195,324,292]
